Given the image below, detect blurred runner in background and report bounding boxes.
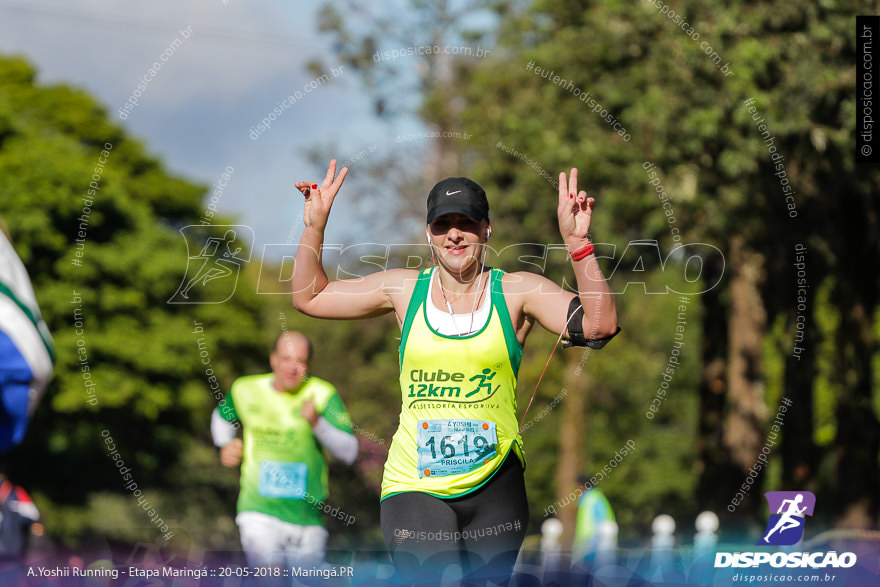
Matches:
[211,331,357,572]
[572,474,616,563]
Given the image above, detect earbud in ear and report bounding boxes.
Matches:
[485,228,491,240]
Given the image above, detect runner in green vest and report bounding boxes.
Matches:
[292,160,619,584]
[211,331,357,569]
[573,482,616,562]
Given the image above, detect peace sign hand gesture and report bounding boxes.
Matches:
[294,159,348,232]
[557,168,595,246]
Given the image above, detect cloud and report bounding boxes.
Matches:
[0,0,374,253]
[0,1,324,108]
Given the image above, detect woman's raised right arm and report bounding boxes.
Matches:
[291,159,403,319]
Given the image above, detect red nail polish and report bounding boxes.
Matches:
[311,184,318,190]
[569,193,574,199]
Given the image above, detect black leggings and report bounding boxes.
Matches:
[380,451,529,585]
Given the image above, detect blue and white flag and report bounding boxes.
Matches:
[0,230,54,452]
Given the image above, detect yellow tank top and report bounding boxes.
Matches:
[381,267,525,499]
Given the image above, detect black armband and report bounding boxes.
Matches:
[562,296,621,349]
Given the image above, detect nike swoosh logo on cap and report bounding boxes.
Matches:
[445,190,462,196]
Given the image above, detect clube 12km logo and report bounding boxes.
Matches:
[714,492,858,570]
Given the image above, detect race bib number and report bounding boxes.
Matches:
[258,461,307,499]
[417,419,498,478]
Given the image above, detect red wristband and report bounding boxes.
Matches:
[570,242,594,261]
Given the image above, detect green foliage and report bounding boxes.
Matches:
[812,277,841,447]
[577,271,701,542]
[0,54,265,548]
[424,0,878,531]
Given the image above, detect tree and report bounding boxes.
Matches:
[440,0,879,535]
[0,55,267,547]
[311,0,879,549]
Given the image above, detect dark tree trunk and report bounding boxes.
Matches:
[724,236,769,474]
[832,293,880,528]
[696,250,752,517]
[780,247,818,491]
[829,190,880,529]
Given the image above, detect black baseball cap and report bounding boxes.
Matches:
[426,177,490,224]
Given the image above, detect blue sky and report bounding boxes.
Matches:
[0,0,427,256]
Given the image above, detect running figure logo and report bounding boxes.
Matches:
[465,368,498,398]
[168,225,253,304]
[758,491,816,546]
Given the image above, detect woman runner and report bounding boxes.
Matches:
[292,160,618,584]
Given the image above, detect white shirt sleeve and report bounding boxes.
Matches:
[9,499,39,522]
[313,417,358,465]
[211,409,238,447]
